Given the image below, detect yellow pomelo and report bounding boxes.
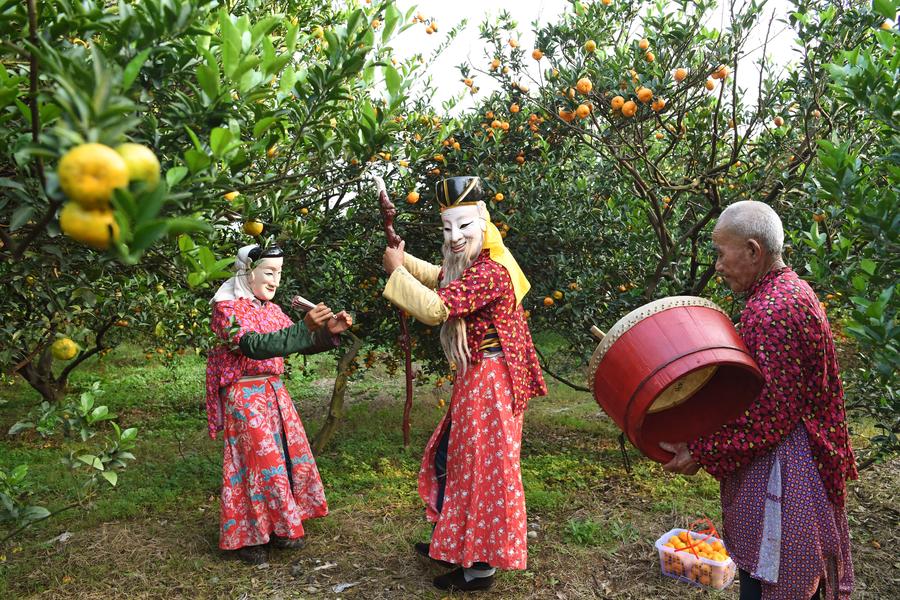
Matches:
[115,143,161,189]
[59,202,120,250]
[51,338,78,361]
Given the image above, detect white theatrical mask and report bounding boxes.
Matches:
[441,202,486,257]
[247,257,283,301]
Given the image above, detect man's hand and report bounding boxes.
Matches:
[383,240,405,275]
[660,441,701,475]
[326,310,353,335]
[303,303,333,331]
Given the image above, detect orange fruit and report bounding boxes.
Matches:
[602,0,611,5]
[636,87,653,103]
[638,38,649,50]
[552,290,563,300]
[774,116,784,127]
[430,21,438,32]
[510,103,520,113]
[59,202,119,250]
[645,51,655,62]
[243,220,264,236]
[674,68,688,82]
[532,49,544,60]
[490,58,501,70]
[611,95,625,110]
[371,19,380,29]
[812,109,821,118]
[452,142,461,150]
[406,191,420,204]
[543,297,554,307]
[576,104,591,118]
[558,108,575,122]
[621,100,637,117]
[494,192,504,201]
[618,284,627,292]
[705,79,715,90]
[584,40,597,53]
[51,338,79,360]
[715,65,729,80]
[485,111,494,119]
[58,143,129,210]
[266,145,278,158]
[463,78,473,86]
[655,131,665,139]
[651,98,666,112]
[515,156,525,164]
[576,77,593,94]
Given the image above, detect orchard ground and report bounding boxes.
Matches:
[0,343,896,599]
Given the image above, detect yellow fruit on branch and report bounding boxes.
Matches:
[584,40,597,53]
[406,191,420,204]
[621,100,637,117]
[552,290,563,300]
[51,338,78,361]
[674,68,688,82]
[636,86,653,103]
[494,192,504,201]
[558,108,575,122]
[576,77,593,94]
[611,95,625,110]
[576,104,591,119]
[243,220,264,236]
[59,202,119,249]
[510,103,520,113]
[705,79,715,91]
[773,116,784,127]
[224,191,240,201]
[532,49,544,60]
[645,51,655,62]
[638,38,649,50]
[651,98,666,112]
[115,143,160,189]
[490,58,501,70]
[371,18,380,29]
[58,143,129,210]
[543,296,554,307]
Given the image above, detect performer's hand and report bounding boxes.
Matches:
[304,303,334,331]
[660,442,701,475]
[327,310,353,335]
[382,240,405,274]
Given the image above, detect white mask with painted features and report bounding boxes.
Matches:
[246,257,283,301]
[441,203,485,257]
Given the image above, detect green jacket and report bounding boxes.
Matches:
[238,321,338,359]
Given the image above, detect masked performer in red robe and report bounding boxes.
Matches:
[382,176,547,591]
[206,244,352,564]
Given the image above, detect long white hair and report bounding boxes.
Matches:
[438,238,483,375]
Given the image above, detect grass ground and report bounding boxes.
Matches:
[0,344,897,599]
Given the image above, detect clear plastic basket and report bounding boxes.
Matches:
[654,528,736,590]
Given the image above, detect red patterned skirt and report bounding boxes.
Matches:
[418,356,528,570]
[219,376,328,550]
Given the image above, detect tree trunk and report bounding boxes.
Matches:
[311,333,363,454]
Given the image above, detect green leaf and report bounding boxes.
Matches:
[101,471,118,486]
[166,166,188,187]
[873,0,897,20]
[21,505,51,522]
[383,4,402,42]
[10,205,34,231]
[252,116,278,138]
[384,65,401,99]
[123,48,152,89]
[77,454,104,470]
[860,258,877,275]
[210,127,233,157]
[197,64,220,101]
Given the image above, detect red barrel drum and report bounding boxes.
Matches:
[589,296,764,463]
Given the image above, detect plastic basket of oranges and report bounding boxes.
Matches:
[654,524,736,590]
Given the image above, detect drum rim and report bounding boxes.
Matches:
[588,296,729,394]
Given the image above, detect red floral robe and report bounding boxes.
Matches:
[418,252,546,569]
[208,299,328,550]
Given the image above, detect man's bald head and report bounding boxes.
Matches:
[715,200,784,258]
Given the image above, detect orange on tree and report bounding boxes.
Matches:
[636,86,653,103]
[552,290,563,300]
[618,284,627,292]
[266,145,278,158]
[638,38,650,50]
[51,338,78,361]
[705,79,715,90]
[510,103,520,113]
[584,40,597,53]
[774,116,784,126]
[115,143,160,189]
[602,0,611,5]
[224,191,240,201]
[576,104,591,118]
[371,18,380,29]
[621,100,637,117]
[655,131,665,139]
[430,21,438,32]
[611,95,625,110]
[812,212,825,222]
[543,296,554,307]
[812,108,821,118]
[576,77,593,94]
[645,51,655,62]
[463,77,473,86]
[57,143,129,210]
[532,49,544,60]
[508,38,518,48]
[59,202,120,250]
[515,155,525,164]
[406,191,420,204]
[674,67,688,82]
[558,108,575,122]
[300,207,309,215]
[651,98,666,112]
[494,192,504,201]
[490,58,501,70]
[243,220,264,236]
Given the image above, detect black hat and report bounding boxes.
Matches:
[435,176,483,211]
[248,244,284,262]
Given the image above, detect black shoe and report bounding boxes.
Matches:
[235,544,267,565]
[270,535,305,550]
[433,567,495,591]
[415,542,454,568]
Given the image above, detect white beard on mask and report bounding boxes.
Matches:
[438,205,486,376]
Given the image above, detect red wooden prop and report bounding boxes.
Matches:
[373,176,414,447]
[589,297,763,463]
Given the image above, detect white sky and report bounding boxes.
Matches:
[389,0,797,114]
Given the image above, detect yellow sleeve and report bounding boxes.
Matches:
[402,253,442,289]
[383,266,449,326]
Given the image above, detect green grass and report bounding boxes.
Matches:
[0,344,895,599]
